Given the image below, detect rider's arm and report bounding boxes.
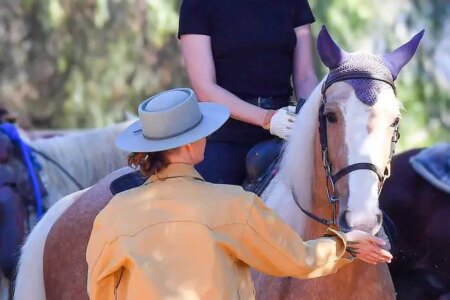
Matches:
[180,34,268,127]
[293,24,318,101]
[232,195,351,278]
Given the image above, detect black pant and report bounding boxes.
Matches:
[196,141,256,184]
[197,96,290,184]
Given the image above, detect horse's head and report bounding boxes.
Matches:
[315,26,424,234]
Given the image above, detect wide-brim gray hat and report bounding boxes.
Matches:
[116,88,229,152]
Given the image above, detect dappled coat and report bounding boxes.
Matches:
[86,163,350,300]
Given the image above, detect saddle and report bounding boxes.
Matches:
[0,133,12,163]
[110,170,146,195]
[410,142,450,194]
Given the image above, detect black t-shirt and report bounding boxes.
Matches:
[179,0,315,98]
[179,0,315,142]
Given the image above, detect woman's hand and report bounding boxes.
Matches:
[265,106,297,139]
[343,230,393,265]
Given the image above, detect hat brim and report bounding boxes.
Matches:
[116,103,230,152]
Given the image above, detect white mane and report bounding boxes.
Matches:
[263,79,324,234]
[29,121,132,207]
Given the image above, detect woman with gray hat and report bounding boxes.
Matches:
[86,89,392,299]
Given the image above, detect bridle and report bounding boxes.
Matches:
[292,71,401,227]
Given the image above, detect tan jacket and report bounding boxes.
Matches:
[86,163,350,300]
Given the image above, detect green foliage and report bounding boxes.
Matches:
[0,0,187,128]
[0,0,448,150]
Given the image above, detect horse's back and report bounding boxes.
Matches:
[43,167,132,300]
[30,121,131,207]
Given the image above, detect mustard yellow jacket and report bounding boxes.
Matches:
[86,163,350,300]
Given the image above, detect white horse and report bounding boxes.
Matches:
[27,121,132,208]
[14,27,423,300]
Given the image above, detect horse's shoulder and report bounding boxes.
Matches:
[43,167,132,300]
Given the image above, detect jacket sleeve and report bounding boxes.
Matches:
[86,219,125,300]
[234,195,351,279]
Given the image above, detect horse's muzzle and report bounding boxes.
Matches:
[338,209,383,235]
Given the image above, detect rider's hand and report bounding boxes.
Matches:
[264,106,297,140]
[343,230,393,265]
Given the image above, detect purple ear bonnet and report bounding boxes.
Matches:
[327,53,393,106]
[317,26,424,106]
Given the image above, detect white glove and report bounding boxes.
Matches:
[269,106,297,140]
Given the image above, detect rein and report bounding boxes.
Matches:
[28,145,84,190]
[292,72,400,227]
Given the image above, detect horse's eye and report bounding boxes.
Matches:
[326,112,338,124]
[391,117,400,128]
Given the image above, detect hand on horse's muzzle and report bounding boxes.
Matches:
[343,230,393,265]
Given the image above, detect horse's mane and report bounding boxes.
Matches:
[263,78,324,233]
[29,121,132,207]
[280,78,324,200]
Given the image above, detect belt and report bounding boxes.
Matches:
[244,96,291,110]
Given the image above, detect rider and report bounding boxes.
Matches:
[179,0,318,184]
[86,89,392,300]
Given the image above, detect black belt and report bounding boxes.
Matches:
[244,96,291,110]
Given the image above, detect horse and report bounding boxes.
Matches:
[0,119,131,299]
[26,121,132,208]
[13,26,423,300]
[379,148,450,300]
[250,26,424,300]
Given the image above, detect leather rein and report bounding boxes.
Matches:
[292,72,401,227]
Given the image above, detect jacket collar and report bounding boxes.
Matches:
[147,163,204,184]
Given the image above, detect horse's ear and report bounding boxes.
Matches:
[317,25,349,69]
[383,30,425,80]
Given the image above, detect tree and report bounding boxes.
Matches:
[0,0,448,149]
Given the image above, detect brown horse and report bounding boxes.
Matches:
[380,148,450,300]
[14,27,423,300]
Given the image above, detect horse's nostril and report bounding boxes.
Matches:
[338,210,351,233]
[339,210,382,234]
[376,212,383,226]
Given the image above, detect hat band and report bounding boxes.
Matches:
[133,114,204,141]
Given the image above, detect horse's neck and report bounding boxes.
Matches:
[29,122,130,207]
[303,132,334,239]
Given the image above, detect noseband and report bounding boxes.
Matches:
[293,71,400,227]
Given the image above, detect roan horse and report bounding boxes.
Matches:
[13,27,423,300]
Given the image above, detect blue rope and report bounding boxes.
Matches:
[0,123,44,219]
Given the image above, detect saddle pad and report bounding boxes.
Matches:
[409,142,450,194]
[110,170,146,195]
